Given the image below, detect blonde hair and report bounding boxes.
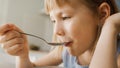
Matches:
[44,0,81,14]
[45,0,119,15]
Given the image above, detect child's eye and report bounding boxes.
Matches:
[62,17,71,20]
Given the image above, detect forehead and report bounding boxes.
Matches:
[45,0,85,14]
[49,4,76,17]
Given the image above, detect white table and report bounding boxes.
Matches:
[35,66,64,68]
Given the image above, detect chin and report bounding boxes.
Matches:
[67,49,82,56]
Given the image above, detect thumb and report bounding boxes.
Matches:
[0,23,13,36]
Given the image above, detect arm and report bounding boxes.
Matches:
[0,24,63,68]
[89,23,117,68]
[16,56,34,68]
[0,24,33,68]
[117,54,120,68]
[89,13,120,68]
[32,46,63,66]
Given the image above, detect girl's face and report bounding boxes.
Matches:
[49,2,99,56]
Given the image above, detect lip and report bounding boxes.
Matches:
[64,41,73,47]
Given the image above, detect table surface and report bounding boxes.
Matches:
[34,66,64,68]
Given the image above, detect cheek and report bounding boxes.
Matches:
[65,22,80,38]
[67,22,82,39]
[64,15,98,42]
[68,20,98,45]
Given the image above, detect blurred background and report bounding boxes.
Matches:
[0,0,120,68]
[0,0,120,52]
[0,0,53,52]
[0,0,52,68]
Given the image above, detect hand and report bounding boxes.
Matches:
[105,12,120,34]
[0,23,29,58]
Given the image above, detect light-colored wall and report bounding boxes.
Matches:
[0,0,8,24]
[0,0,53,51]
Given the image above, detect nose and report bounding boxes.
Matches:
[54,23,65,36]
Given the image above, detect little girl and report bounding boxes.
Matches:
[0,0,120,68]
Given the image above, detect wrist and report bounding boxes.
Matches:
[16,55,29,61]
[103,20,118,36]
[105,15,120,35]
[16,55,34,68]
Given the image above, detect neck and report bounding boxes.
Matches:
[77,48,94,66]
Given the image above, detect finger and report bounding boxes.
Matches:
[0,24,13,35]
[12,24,24,33]
[5,44,24,55]
[15,48,24,56]
[12,25,28,40]
[0,30,22,43]
[1,38,24,49]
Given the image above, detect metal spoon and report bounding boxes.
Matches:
[18,31,65,46]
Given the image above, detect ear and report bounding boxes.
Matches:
[98,2,110,25]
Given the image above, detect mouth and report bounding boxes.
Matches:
[64,41,73,47]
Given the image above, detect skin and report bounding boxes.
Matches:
[49,2,99,65]
[50,3,99,56]
[0,1,120,68]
